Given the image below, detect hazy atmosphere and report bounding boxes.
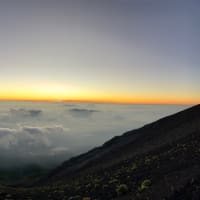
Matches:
[0,101,189,168]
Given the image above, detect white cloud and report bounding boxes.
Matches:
[0,124,71,163]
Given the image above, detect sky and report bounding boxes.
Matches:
[0,0,199,104]
[0,102,189,168]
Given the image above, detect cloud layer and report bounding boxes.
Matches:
[10,108,42,117]
[68,108,99,118]
[0,102,189,168]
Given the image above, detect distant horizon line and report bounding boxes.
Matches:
[0,99,196,105]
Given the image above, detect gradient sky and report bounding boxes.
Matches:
[0,0,199,104]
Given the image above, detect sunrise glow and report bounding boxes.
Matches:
[0,1,199,105]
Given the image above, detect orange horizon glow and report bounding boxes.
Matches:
[0,96,198,105]
[0,82,198,105]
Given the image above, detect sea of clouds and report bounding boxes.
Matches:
[0,101,189,168]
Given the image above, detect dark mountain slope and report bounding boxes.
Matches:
[45,104,200,183]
